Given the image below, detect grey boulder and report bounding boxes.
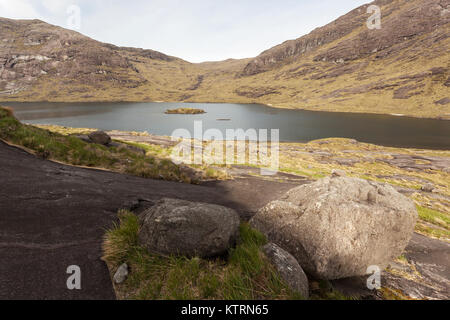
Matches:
[88,130,111,145]
[263,243,309,299]
[139,198,240,258]
[113,263,129,284]
[250,176,418,280]
[421,183,435,193]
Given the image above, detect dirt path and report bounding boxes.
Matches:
[0,141,298,299]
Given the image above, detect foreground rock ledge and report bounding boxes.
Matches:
[250,176,418,280]
[139,198,240,258]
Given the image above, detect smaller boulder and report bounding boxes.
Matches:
[331,169,346,177]
[263,243,309,299]
[88,131,111,145]
[139,198,240,258]
[113,263,129,284]
[421,183,435,193]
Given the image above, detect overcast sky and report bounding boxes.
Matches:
[0,0,370,62]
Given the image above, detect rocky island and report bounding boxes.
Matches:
[164,107,206,114]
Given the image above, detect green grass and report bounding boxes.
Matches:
[121,141,169,156]
[414,206,450,240]
[120,140,227,180]
[417,206,449,229]
[310,283,356,300]
[0,107,197,183]
[103,210,354,300]
[103,211,305,300]
[415,223,450,240]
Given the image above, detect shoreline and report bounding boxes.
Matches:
[33,124,450,152]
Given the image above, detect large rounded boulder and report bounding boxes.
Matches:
[250,176,418,280]
[139,198,240,258]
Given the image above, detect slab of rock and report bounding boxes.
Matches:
[434,97,450,105]
[421,183,435,193]
[331,169,346,177]
[263,243,309,299]
[139,198,240,258]
[88,131,111,145]
[75,134,91,143]
[250,176,418,280]
[113,263,128,284]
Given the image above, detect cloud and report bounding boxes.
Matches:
[41,0,74,14]
[0,0,41,19]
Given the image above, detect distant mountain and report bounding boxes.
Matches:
[1,0,449,119]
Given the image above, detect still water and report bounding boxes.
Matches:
[6,102,450,149]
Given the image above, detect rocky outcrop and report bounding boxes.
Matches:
[0,17,172,95]
[250,176,418,280]
[234,86,281,98]
[241,0,449,76]
[88,131,111,145]
[139,198,240,258]
[263,243,309,299]
[421,183,435,193]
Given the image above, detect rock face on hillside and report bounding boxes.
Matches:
[139,198,240,258]
[250,176,418,280]
[241,0,449,75]
[0,18,174,95]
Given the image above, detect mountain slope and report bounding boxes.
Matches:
[0,0,449,119]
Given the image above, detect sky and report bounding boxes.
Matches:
[0,0,370,62]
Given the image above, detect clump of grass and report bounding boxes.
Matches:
[0,107,197,183]
[416,206,449,229]
[34,124,96,136]
[380,287,415,300]
[1,106,14,117]
[415,222,450,240]
[414,205,450,240]
[102,211,305,300]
